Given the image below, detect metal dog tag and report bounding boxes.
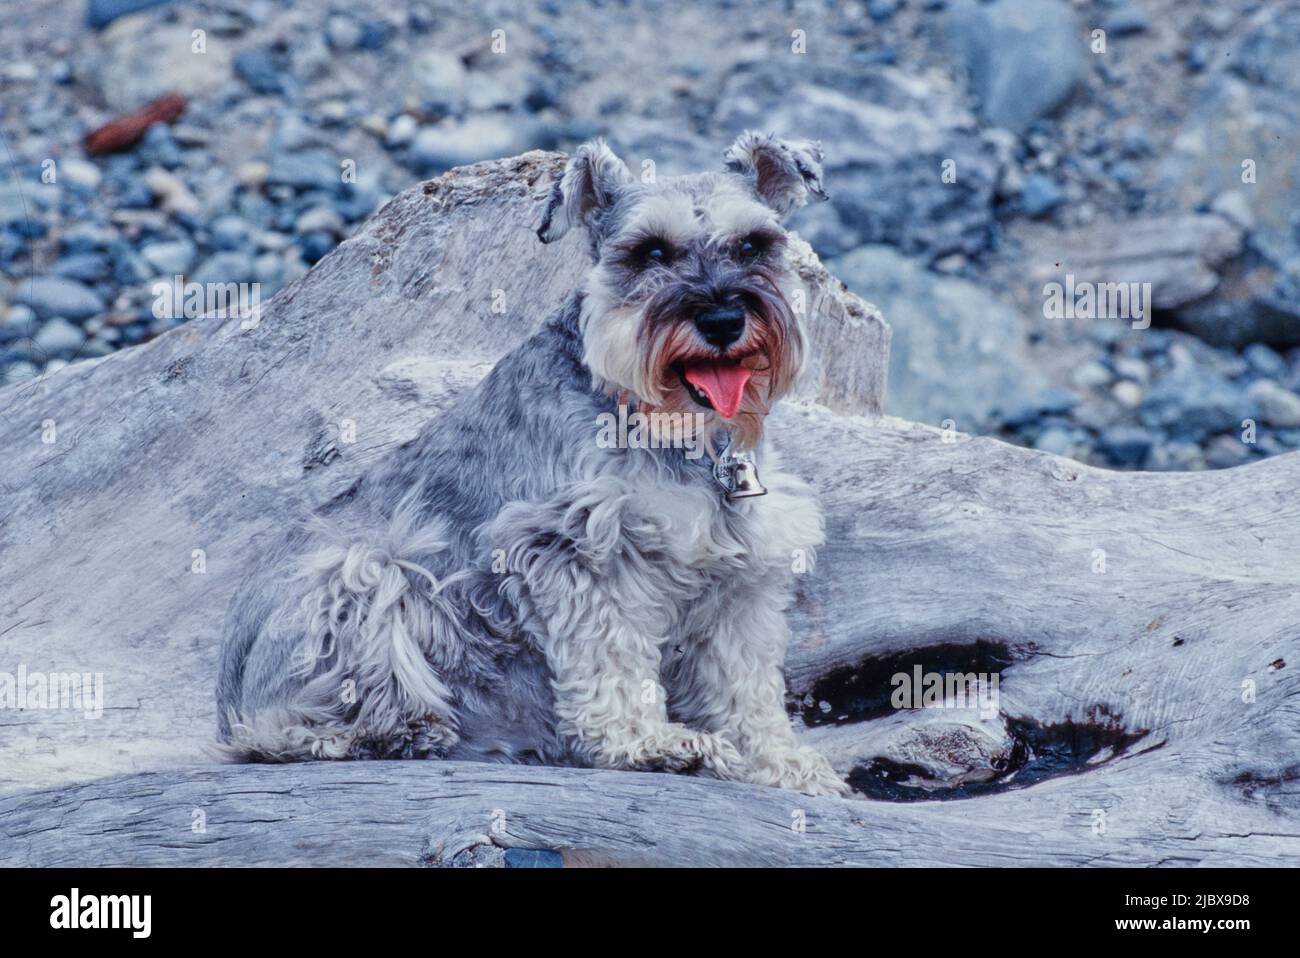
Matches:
[714,448,768,500]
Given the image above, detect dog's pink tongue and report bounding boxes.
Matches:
[683,361,752,419]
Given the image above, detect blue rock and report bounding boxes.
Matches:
[267,152,341,192]
[1109,161,1141,187]
[141,239,197,276]
[33,317,86,356]
[1033,426,1073,455]
[996,400,1040,429]
[210,215,251,251]
[359,19,392,50]
[60,226,109,254]
[21,276,106,321]
[110,245,152,285]
[3,304,35,331]
[10,219,47,239]
[299,231,336,264]
[86,0,174,29]
[191,252,256,287]
[336,184,382,221]
[1036,387,1077,415]
[1020,174,1065,218]
[253,252,284,287]
[946,0,1086,134]
[407,117,533,175]
[272,206,298,232]
[869,0,902,21]
[325,14,364,50]
[52,253,111,283]
[117,180,154,209]
[1097,426,1154,466]
[138,123,183,168]
[1102,5,1150,36]
[1244,343,1287,378]
[234,48,296,96]
[0,232,24,262]
[1140,366,1258,442]
[503,849,563,868]
[1119,127,1152,158]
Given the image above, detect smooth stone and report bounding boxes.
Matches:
[945,0,1086,134]
[60,158,103,190]
[1033,426,1073,456]
[1020,174,1065,218]
[34,317,86,355]
[21,276,106,321]
[1247,380,1300,428]
[325,14,363,51]
[190,252,256,287]
[1243,343,1287,378]
[1096,426,1154,466]
[141,239,197,276]
[52,253,111,283]
[1139,366,1257,442]
[210,215,251,251]
[295,205,343,235]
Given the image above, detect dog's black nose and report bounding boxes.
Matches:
[694,306,746,349]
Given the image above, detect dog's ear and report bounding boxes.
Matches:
[537,139,634,243]
[723,131,828,218]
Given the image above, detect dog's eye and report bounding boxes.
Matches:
[736,233,770,260]
[629,238,676,269]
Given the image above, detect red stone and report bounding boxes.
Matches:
[83,93,187,156]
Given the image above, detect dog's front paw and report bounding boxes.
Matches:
[748,745,851,797]
[606,724,747,778]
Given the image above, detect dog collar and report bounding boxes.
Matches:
[713,442,768,500]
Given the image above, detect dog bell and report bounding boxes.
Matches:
[714,449,768,500]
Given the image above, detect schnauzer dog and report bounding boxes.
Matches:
[216,132,848,797]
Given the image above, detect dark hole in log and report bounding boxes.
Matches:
[799,640,1016,726]
[847,713,1152,802]
[1228,765,1300,812]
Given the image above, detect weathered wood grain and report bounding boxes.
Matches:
[2,751,1295,867]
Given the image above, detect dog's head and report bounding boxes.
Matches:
[538,132,827,451]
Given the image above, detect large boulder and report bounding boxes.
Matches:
[1155,7,1300,348]
[714,62,1006,260]
[1025,213,1244,313]
[830,245,1045,430]
[944,0,1086,135]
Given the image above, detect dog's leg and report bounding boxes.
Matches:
[543,592,746,777]
[671,575,849,797]
[485,479,745,779]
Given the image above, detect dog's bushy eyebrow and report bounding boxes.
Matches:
[727,225,786,248]
[613,225,683,249]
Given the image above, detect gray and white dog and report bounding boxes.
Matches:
[216,132,848,797]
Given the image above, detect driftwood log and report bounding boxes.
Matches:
[1,152,1297,867]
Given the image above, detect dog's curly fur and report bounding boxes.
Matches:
[215,132,848,796]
